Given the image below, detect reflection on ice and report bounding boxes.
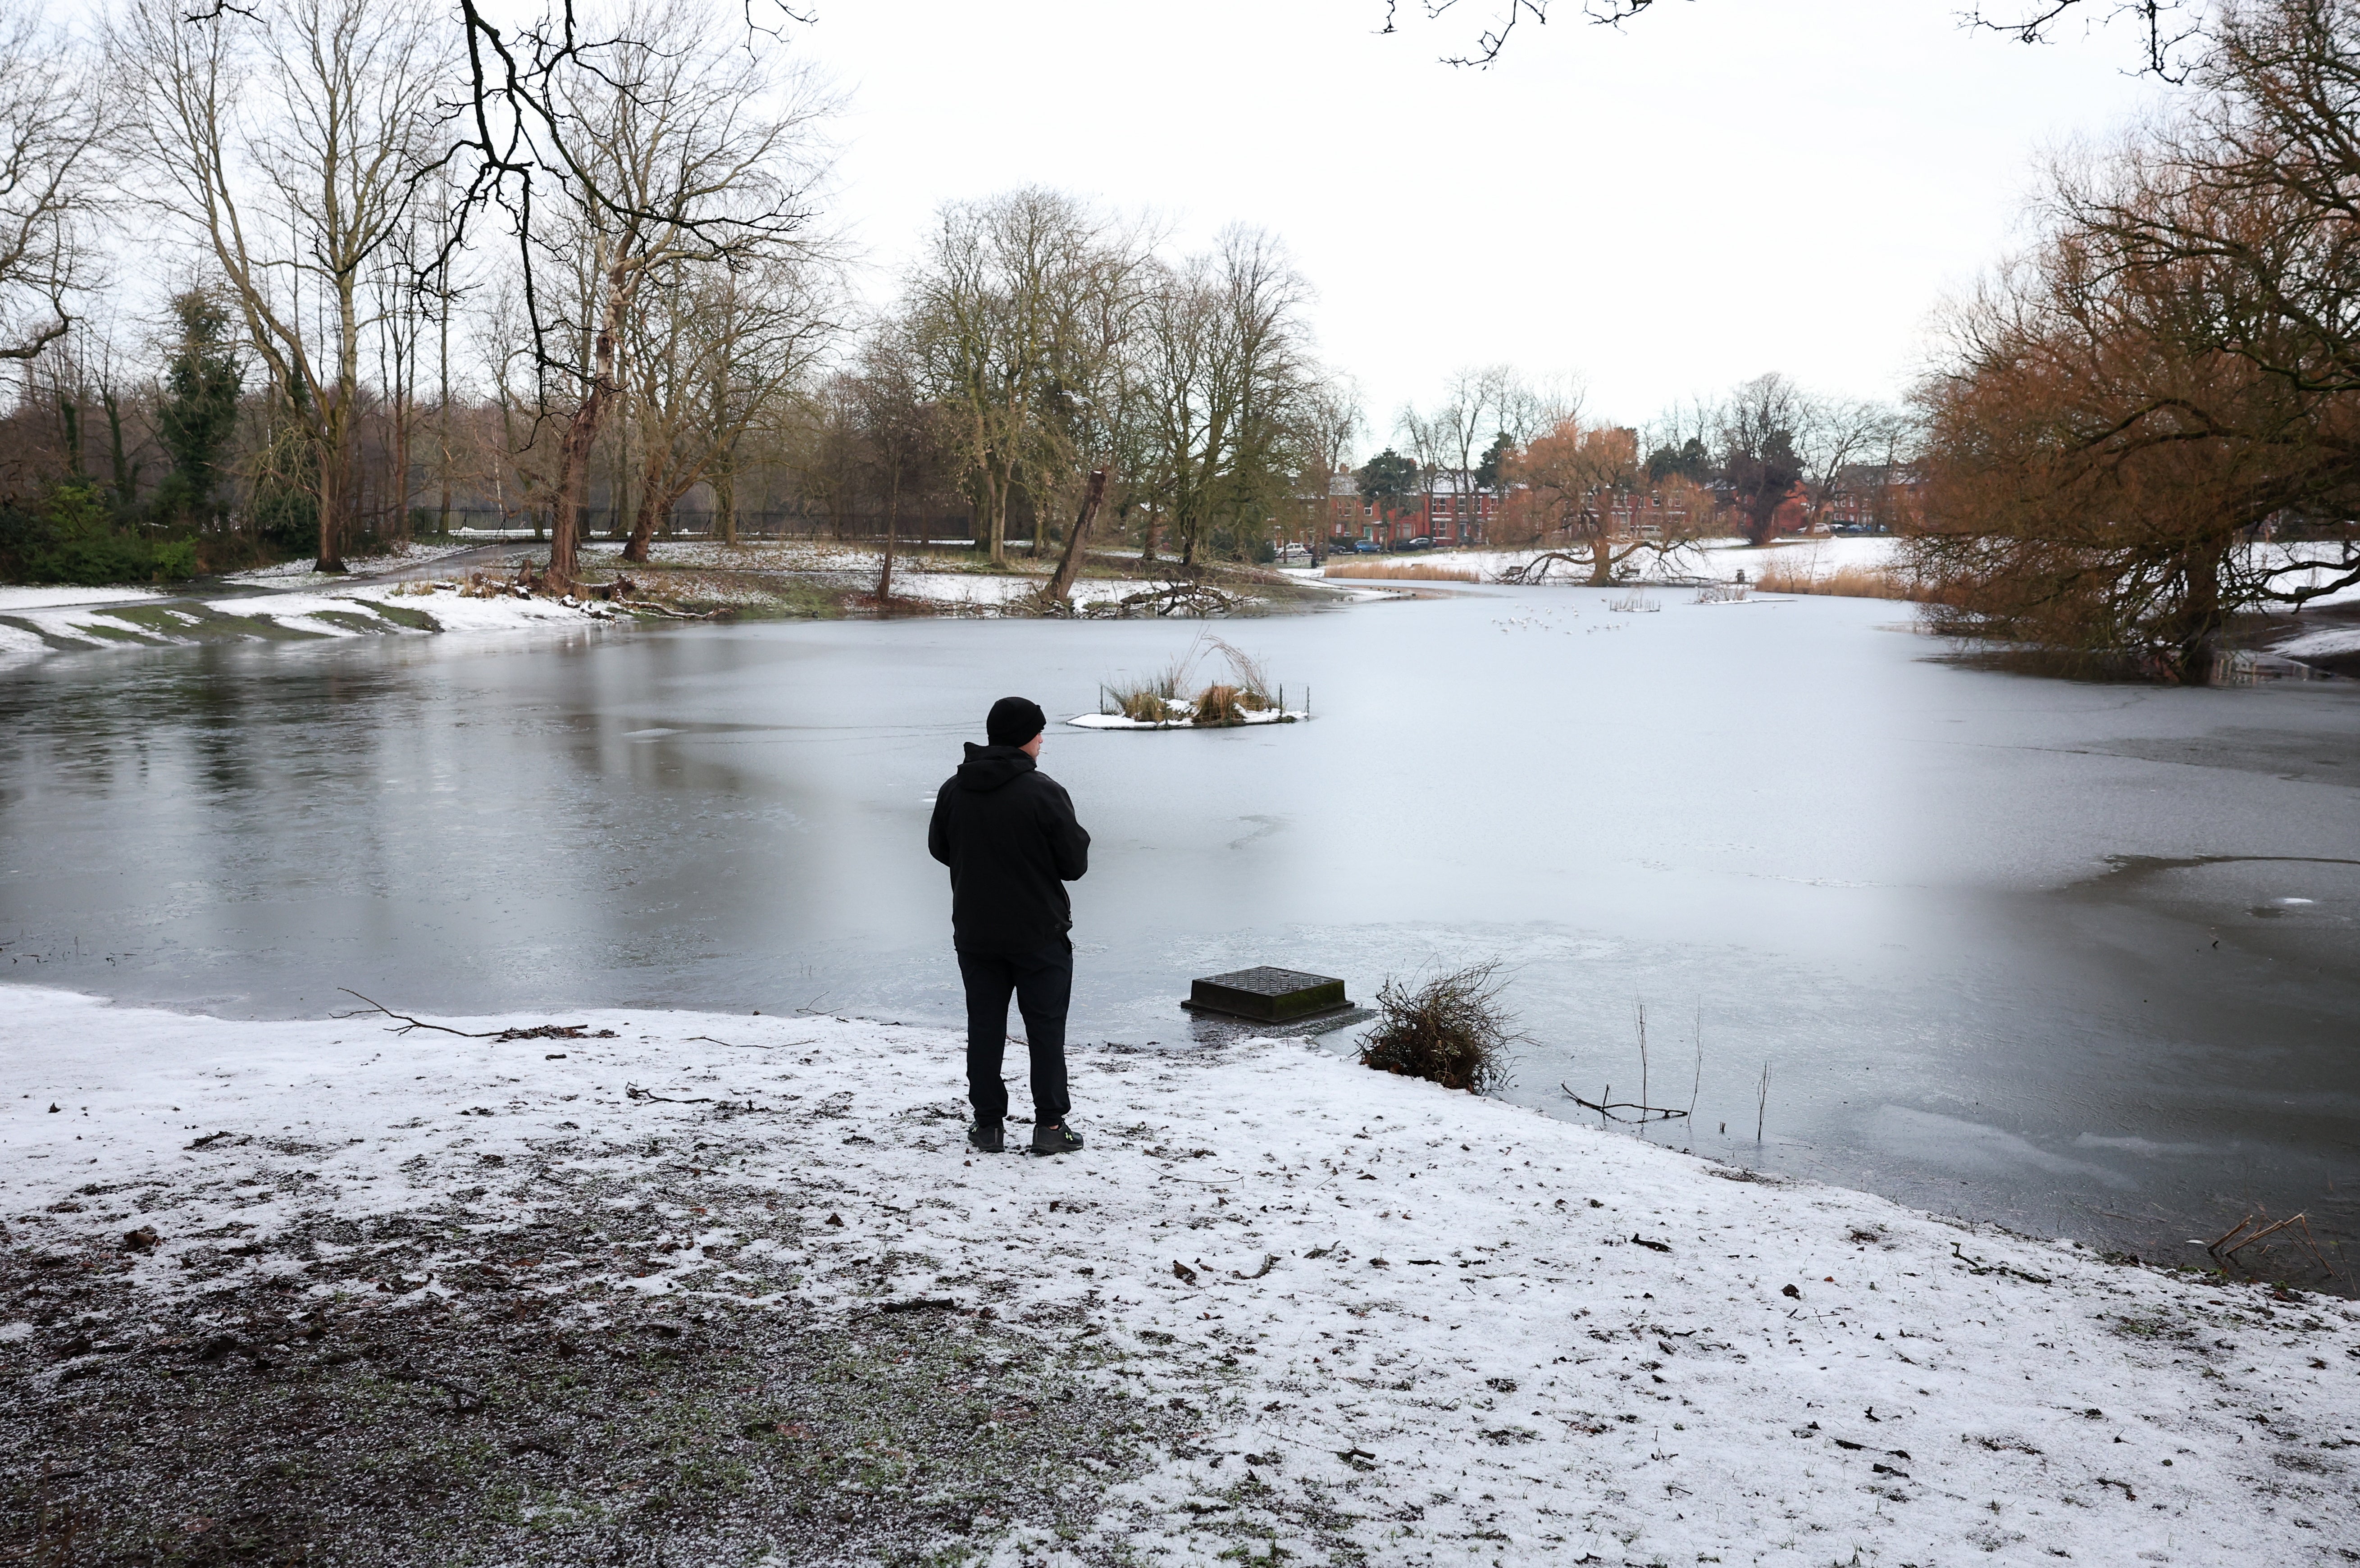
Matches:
[1864,1106,2136,1188]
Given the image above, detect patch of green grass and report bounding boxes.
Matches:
[61,616,157,643]
[91,605,196,636]
[366,600,440,631]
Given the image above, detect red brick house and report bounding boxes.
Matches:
[1327,470,1500,547]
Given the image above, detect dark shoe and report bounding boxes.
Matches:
[1030,1121,1083,1156]
[968,1121,1005,1154]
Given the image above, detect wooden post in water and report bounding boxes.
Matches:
[1046,469,1109,610]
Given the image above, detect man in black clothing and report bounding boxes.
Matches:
[927,696,1091,1156]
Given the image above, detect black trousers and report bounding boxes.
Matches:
[957,939,1072,1126]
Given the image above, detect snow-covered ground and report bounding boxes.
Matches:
[0,585,164,611]
[2273,624,2360,661]
[5,985,2351,1565]
[0,583,615,659]
[618,540,1265,614]
[1404,537,1901,588]
[226,540,486,588]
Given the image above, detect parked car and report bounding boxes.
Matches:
[1352,539,1381,554]
[1400,536,1434,550]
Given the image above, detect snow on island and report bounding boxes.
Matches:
[2,985,2352,1564]
[1068,703,1309,731]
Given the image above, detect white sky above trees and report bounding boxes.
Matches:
[802,0,2165,444]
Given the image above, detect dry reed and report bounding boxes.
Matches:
[1322,560,1480,583]
[1752,562,1916,600]
[1191,683,1261,725]
[1101,634,1283,726]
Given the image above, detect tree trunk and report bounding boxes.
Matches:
[986,464,1009,566]
[625,480,691,564]
[2172,541,2229,684]
[1588,528,1613,586]
[1045,469,1107,607]
[876,473,899,612]
[550,296,624,586]
[714,451,737,547]
[102,391,134,506]
[437,277,452,536]
[314,438,346,573]
[620,436,673,563]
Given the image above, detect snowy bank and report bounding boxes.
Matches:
[0,581,620,659]
[224,539,487,587]
[2,986,2353,1565]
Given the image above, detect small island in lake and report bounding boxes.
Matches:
[1067,635,1311,730]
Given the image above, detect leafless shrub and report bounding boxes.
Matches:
[1606,589,1660,613]
[1357,962,1521,1094]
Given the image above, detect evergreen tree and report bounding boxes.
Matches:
[1645,436,1712,484]
[1474,431,1514,491]
[1354,447,1419,504]
[153,292,243,525]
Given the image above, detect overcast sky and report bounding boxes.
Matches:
[795,0,2167,447]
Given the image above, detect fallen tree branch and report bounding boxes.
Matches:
[333,991,615,1043]
[688,1035,819,1052]
[1085,580,1241,619]
[615,597,731,620]
[336,989,499,1039]
[1494,552,1588,586]
[1560,1082,1690,1124]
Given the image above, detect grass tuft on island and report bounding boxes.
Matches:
[1082,635,1307,730]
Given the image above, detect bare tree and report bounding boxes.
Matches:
[504,0,832,584]
[1718,372,1808,545]
[119,0,442,571]
[1388,0,2209,77]
[1394,403,1449,536]
[1503,415,1702,580]
[0,19,113,368]
[852,334,953,604]
[901,188,1143,567]
[1128,226,1315,567]
[1290,374,1362,550]
[1800,396,1909,530]
[1908,9,2360,684]
[617,253,834,561]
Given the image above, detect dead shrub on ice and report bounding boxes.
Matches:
[1357,961,1521,1094]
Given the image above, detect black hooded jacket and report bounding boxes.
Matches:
[927,743,1090,953]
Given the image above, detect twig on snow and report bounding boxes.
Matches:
[335,989,499,1039]
[1950,1241,2051,1285]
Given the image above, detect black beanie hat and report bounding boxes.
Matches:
[986,696,1046,747]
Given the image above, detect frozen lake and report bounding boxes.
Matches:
[3,585,2354,1282]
